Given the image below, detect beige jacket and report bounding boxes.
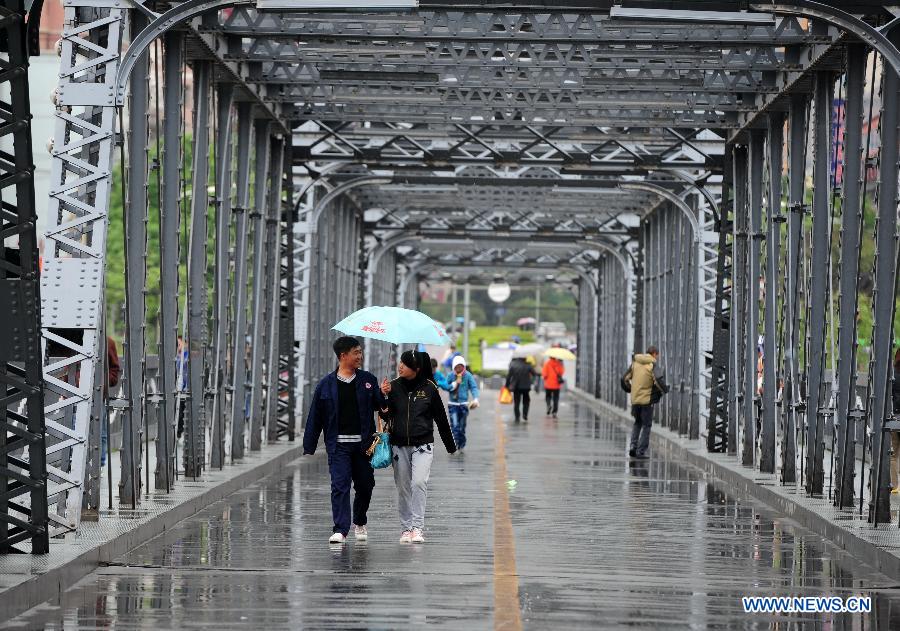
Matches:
[624,354,657,406]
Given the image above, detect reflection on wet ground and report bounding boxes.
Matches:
[5,394,900,629]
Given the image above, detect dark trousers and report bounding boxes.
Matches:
[513,389,530,421]
[328,442,375,535]
[545,388,560,414]
[629,404,653,456]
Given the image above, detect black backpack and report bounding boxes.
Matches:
[620,369,632,393]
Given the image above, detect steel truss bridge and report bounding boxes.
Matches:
[1,0,900,553]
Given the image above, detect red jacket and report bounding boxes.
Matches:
[542,358,565,390]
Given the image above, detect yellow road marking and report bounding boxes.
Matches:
[494,411,523,631]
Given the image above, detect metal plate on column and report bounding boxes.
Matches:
[40,258,103,329]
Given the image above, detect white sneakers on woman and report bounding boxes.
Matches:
[328,532,346,544]
[400,529,425,543]
[354,525,368,541]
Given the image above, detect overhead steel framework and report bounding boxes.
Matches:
[3,0,900,552]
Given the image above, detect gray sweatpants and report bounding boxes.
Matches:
[392,444,434,531]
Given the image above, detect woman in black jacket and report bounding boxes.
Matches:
[380,350,456,543]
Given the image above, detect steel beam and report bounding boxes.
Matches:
[804,72,833,497]
[868,31,900,524]
[248,123,271,452]
[743,130,763,468]
[210,84,234,470]
[761,114,783,474]
[155,31,182,490]
[833,45,866,508]
[230,105,253,461]
[120,10,151,506]
[0,0,49,553]
[729,145,748,458]
[185,61,212,479]
[264,138,285,443]
[782,94,807,485]
[41,1,124,536]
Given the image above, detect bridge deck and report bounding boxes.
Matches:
[6,393,900,629]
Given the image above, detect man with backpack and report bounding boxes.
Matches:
[621,345,669,459]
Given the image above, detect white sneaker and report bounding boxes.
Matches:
[399,530,412,543]
[411,528,425,544]
[354,525,368,541]
[329,532,346,544]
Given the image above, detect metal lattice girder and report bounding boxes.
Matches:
[289,103,737,128]
[263,137,285,443]
[216,9,824,45]
[269,85,755,112]
[295,123,724,171]
[0,0,49,554]
[41,2,124,534]
[276,144,296,441]
[257,63,779,93]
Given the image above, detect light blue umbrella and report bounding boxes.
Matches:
[332,306,451,346]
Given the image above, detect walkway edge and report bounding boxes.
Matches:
[570,389,900,582]
[0,442,304,622]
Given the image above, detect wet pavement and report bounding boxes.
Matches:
[5,392,900,629]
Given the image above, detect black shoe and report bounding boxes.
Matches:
[547,408,552,415]
[514,416,520,423]
[523,417,528,423]
[628,449,636,458]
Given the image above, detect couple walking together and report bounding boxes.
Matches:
[302,336,473,545]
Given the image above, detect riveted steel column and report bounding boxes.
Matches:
[730,146,749,458]
[832,45,866,507]
[185,61,211,479]
[210,85,234,469]
[761,114,784,474]
[805,72,833,497]
[743,130,764,467]
[155,31,182,491]
[248,123,271,452]
[0,0,49,552]
[265,138,285,443]
[868,33,900,523]
[229,105,253,460]
[120,11,151,504]
[782,95,807,485]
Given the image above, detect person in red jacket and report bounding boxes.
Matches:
[101,337,120,466]
[541,356,565,417]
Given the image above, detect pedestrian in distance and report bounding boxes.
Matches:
[431,357,449,390]
[621,345,669,459]
[99,336,120,466]
[380,351,456,544]
[506,355,537,423]
[542,355,565,417]
[441,355,480,452]
[890,348,900,494]
[302,336,388,544]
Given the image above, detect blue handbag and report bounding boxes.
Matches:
[367,432,392,469]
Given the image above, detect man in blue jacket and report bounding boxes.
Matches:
[303,336,388,544]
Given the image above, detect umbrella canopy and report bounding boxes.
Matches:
[494,341,519,350]
[513,343,546,358]
[332,306,450,346]
[516,316,537,326]
[544,347,576,361]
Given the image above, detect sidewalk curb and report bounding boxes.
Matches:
[570,388,900,582]
[1,442,303,622]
